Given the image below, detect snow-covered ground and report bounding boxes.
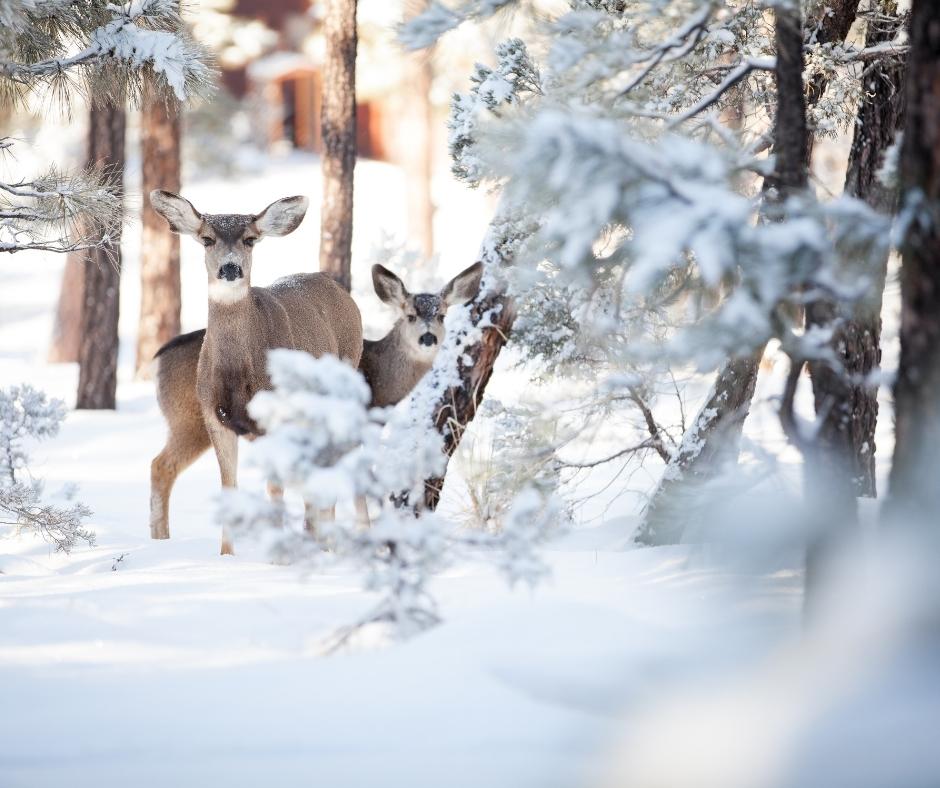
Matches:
[1,151,922,788]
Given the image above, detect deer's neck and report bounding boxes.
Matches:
[206,289,259,365]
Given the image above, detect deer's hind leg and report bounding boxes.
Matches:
[150,418,211,540]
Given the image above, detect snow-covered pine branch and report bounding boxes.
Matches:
[398,0,901,544]
[0,384,94,553]
[0,0,214,105]
[0,142,122,254]
[399,0,522,51]
[0,1,212,255]
[217,350,560,641]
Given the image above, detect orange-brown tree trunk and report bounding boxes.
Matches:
[319,0,357,292]
[402,3,435,259]
[136,92,181,378]
[76,103,125,410]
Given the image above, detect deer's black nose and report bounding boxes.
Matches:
[419,332,437,347]
[218,263,243,281]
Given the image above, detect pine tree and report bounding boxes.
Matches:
[136,90,182,379]
[0,0,211,257]
[401,0,895,534]
[76,103,125,411]
[887,0,940,527]
[319,0,358,292]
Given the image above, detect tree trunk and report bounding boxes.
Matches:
[47,253,85,363]
[410,213,532,512]
[886,0,940,526]
[636,2,864,545]
[403,51,435,260]
[766,5,810,198]
[767,3,862,609]
[319,0,357,292]
[803,0,862,169]
[76,104,125,410]
[423,294,515,510]
[136,91,181,379]
[807,3,907,498]
[634,349,762,545]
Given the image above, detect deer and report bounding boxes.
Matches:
[148,190,363,555]
[360,261,483,407]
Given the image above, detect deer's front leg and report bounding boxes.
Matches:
[206,416,238,555]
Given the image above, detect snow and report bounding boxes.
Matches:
[0,146,924,787]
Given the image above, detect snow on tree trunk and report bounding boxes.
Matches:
[77,103,125,411]
[397,212,532,512]
[319,0,357,292]
[807,3,907,499]
[886,0,940,526]
[422,292,515,510]
[634,350,761,546]
[135,90,181,379]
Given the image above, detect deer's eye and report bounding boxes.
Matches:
[407,315,416,323]
[201,237,216,247]
[437,314,445,323]
[243,237,256,248]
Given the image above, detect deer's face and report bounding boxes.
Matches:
[372,262,484,361]
[150,191,309,305]
[198,214,258,302]
[400,292,448,360]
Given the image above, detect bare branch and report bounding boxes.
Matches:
[670,57,777,126]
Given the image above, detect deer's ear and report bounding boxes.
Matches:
[254,195,309,237]
[441,261,483,306]
[150,190,202,236]
[372,264,409,308]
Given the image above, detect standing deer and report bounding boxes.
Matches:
[148,190,363,555]
[360,262,483,406]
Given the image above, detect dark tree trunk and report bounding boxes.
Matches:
[803,0,862,168]
[47,253,85,363]
[136,91,181,379]
[766,5,810,198]
[766,4,860,608]
[638,3,864,545]
[319,0,357,292]
[886,0,940,526]
[422,294,515,510]
[635,350,761,545]
[807,3,908,498]
[76,104,125,410]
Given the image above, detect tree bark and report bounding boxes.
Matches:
[803,0,862,168]
[403,50,435,259]
[886,0,940,526]
[807,3,907,498]
[402,0,435,261]
[136,91,181,379]
[766,5,810,198]
[634,349,762,545]
[319,0,357,292]
[76,104,125,410]
[422,294,515,510]
[47,253,85,363]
